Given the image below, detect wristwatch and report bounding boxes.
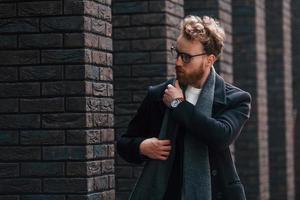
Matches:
[170,98,184,108]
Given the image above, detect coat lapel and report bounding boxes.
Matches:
[213,73,227,105]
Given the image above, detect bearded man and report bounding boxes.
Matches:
[117,15,251,200]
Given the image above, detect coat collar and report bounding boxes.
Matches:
[181,71,227,105]
[213,73,227,105]
[153,72,227,110]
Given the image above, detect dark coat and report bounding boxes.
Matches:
[117,73,251,200]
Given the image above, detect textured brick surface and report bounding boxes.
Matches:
[0,0,299,199]
[0,0,114,198]
[113,0,184,199]
[292,1,300,199]
[185,0,233,83]
[266,0,295,199]
[232,0,269,199]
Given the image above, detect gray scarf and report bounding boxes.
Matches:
[129,67,216,200]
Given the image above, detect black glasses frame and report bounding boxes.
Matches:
[171,46,207,63]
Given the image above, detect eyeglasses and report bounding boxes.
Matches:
[171,46,207,64]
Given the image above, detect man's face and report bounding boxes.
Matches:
[174,35,209,87]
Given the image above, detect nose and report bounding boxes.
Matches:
[175,54,183,66]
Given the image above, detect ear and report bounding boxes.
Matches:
[207,54,217,66]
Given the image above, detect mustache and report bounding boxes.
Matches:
[175,65,183,72]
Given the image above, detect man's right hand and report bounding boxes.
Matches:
[139,138,172,160]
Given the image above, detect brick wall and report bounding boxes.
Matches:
[232,0,269,199]
[292,0,300,199]
[184,0,233,83]
[0,0,114,199]
[112,0,184,199]
[266,0,295,199]
[0,0,299,200]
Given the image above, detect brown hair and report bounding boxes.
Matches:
[180,15,225,58]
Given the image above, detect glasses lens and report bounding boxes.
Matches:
[171,46,191,63]
[181,54,191,63]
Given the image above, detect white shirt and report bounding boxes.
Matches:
[185,85,202,106]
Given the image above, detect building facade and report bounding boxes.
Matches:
[0,0,299,200]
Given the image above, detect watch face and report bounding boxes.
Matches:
[171,99,180,108]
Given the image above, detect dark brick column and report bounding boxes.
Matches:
[0,0,114,199]
[266,0,295,199]
[292,0,300,199]
[112,0,184,199]
[184,0,233,83]
[232,0,269,199]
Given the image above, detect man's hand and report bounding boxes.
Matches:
[163,80,184,107]
[139,138,172,160]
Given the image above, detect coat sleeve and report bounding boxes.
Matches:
[170,90,251,151]
[116,88,152,164]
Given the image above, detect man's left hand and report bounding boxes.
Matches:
[163,80,184,107]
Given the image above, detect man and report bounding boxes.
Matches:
[117,15,251,200]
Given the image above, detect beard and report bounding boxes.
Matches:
[176,64,205,86]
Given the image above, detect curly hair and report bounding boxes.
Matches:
[180,15,225,58]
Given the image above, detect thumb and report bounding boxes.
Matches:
[175,80,180,89]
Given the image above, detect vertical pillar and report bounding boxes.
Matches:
[232,0,269,199]
[266,0,295,199]
[184,0,233,83]
[291,0,300,199]
[112,0,184,199]
[0,0,114,199]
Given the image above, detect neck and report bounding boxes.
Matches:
[191,67,212,88]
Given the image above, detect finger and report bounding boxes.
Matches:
[175,80,180,88]
[162,96,168,105]
[164,90,170,96]
[160,151,170,156]
[167,84,174,89]
[159,139,171,145]
[160,145,172,151]
[157,155,168,160]
[163,94,168,100]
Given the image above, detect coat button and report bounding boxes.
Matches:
[211,169,217,176]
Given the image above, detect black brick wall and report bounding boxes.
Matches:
[232,0,269,199]
[0,0,299,200]
[0,0,114,199]
[292,0,300,199]
[266,0,295,199]
[112,0,184,199]
[185,0,233,83]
